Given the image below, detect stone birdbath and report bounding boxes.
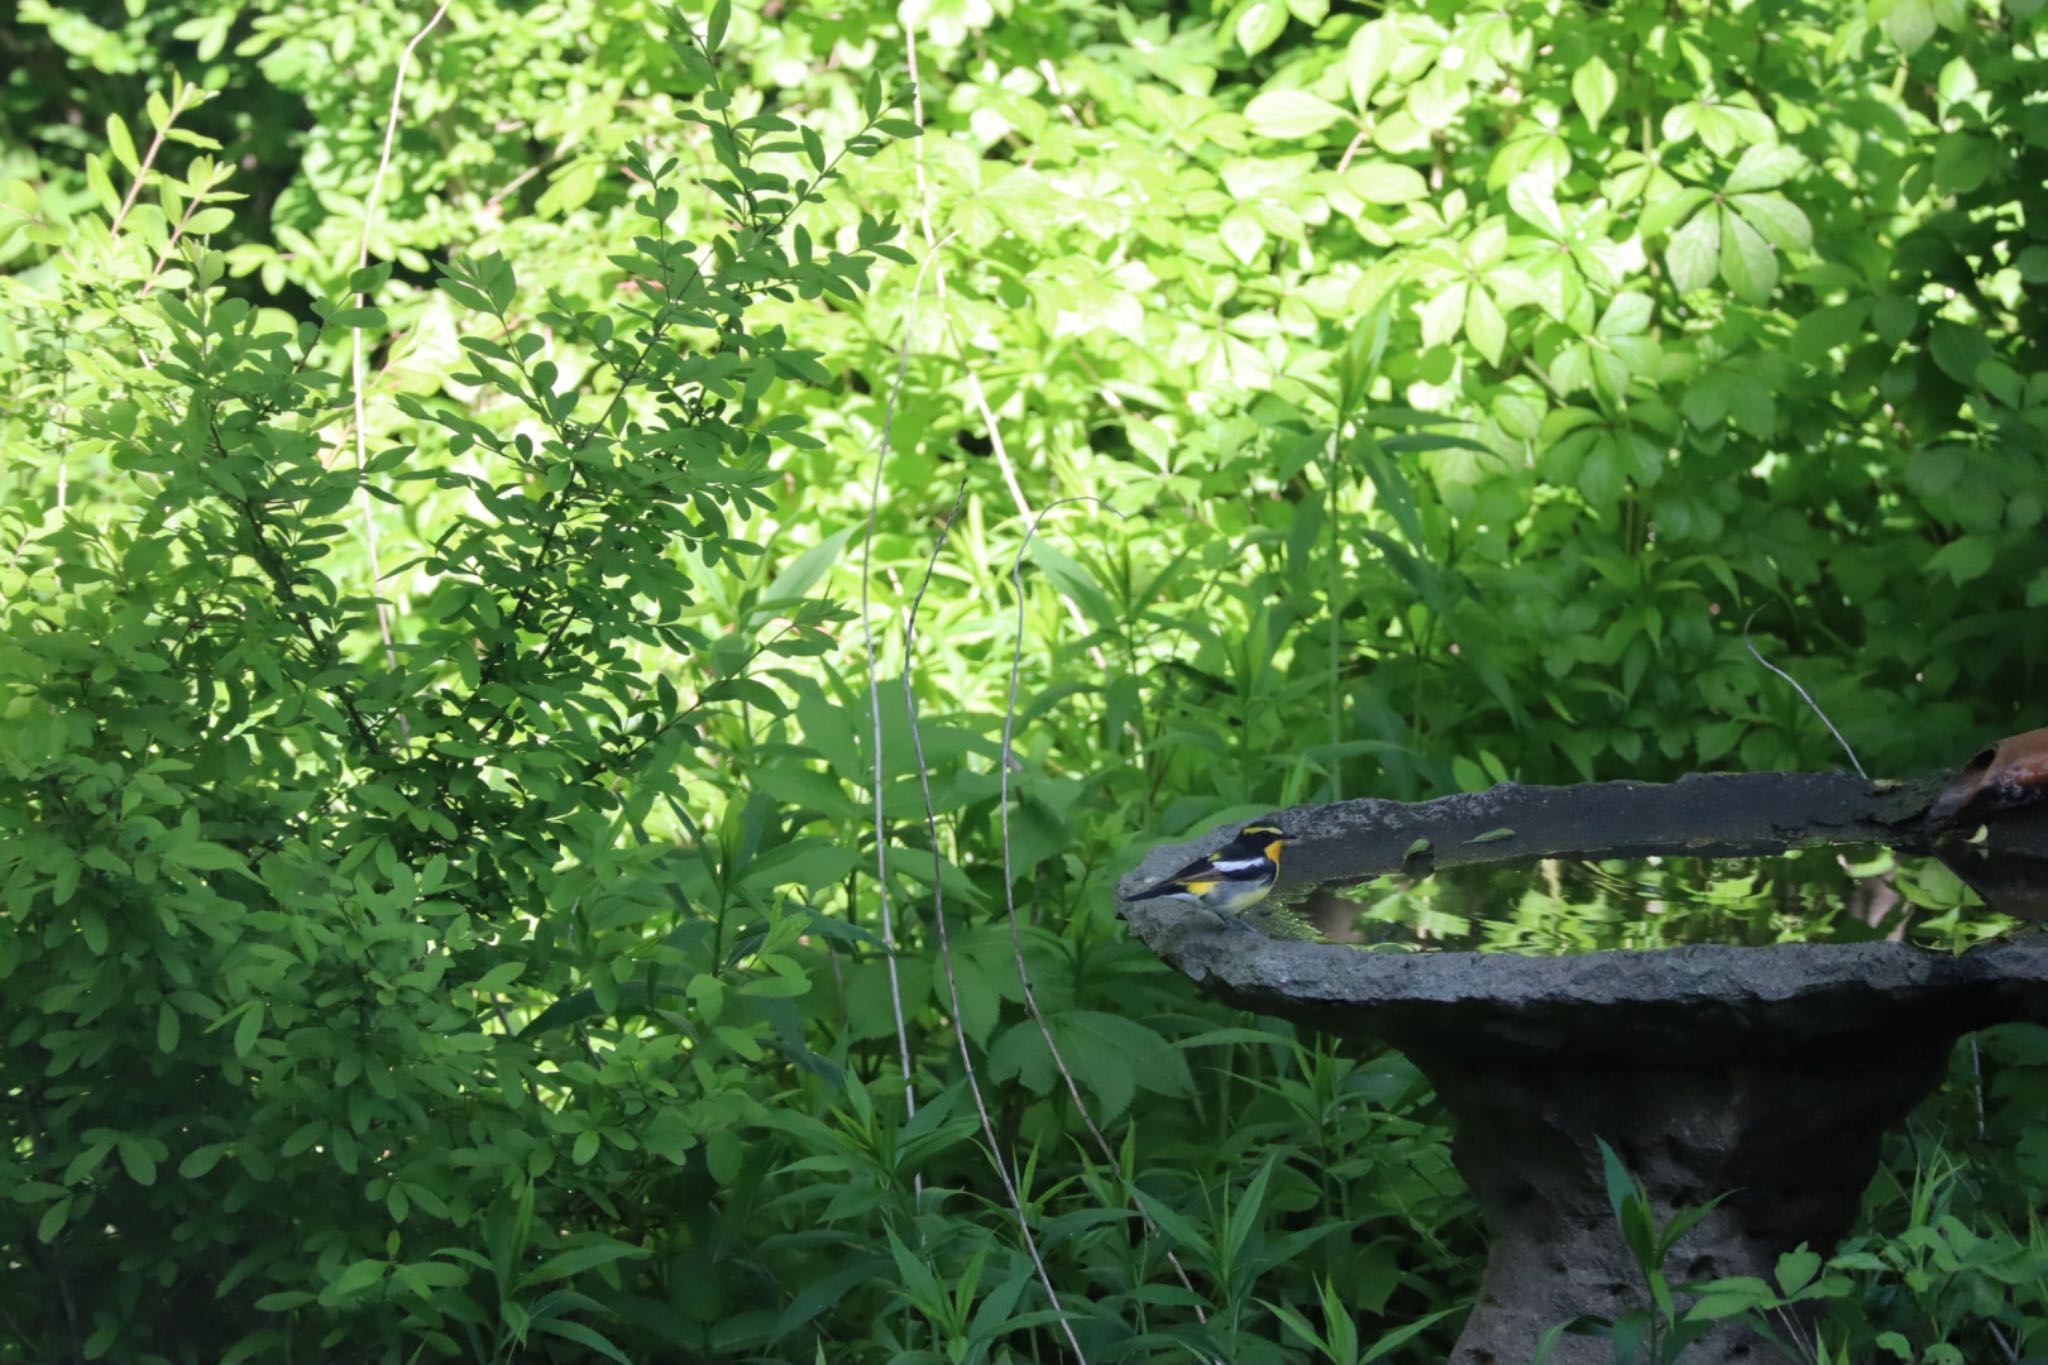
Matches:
[1118,733,2048,1365]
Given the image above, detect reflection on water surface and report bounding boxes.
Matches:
[1289,848,2015,954]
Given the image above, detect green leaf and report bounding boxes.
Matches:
[1343,161,1427,205]
[233,1003,263,1058]
[328,1259,387,1300]
[1730,193,1811,253]
[1464,286,1506,367]
[1572,57,1618,132]
[1722,142,1804,193]
[1220,210,1266,266]
[1419,282,1467,350]
[1224,1153,1279,1271]
[106,114,140,176]
[1879,0,1951,51]
[1665,204,1721,292]
[1597,291,1653,338]
[990,1010,1190,1119]
[1639,185,1711,239]
[1362,1306,1462,1361]
[1598,1138,1637,1219]
[117,1137,157,1186]
[741,838,859,893]
[527,1240,651,1284]
[1346,21,1392,109]
[536,160,603,218]
[1928,322,1993,386]
[1717,207,1777,302]
[761,527,855,607]
[533,1320,636,1365]
[1245,90,1349,140]
[178,1144,226,1179]
[1236,0,1289,55]
[1507,175,1565,237]
[1775,1245,1822,1297]
[1924,534,1993,586]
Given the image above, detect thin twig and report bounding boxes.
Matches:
[902,24,1100,663]
[904,23,1028,517]
[1336,127,1369,173]
[991,494,1215,1324]
[1742,609,1865,777]
[859,234,951,1127]
[899,479,1085,1360]
[345,0,450,744]
[1002,499,1223,1347]
[1971,1035,1986,1143]
[1768,1305,1816,1365]
[136,197,200,299]
[484,161,545,214]
[109,98,177,238]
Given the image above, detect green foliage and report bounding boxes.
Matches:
[4,0,2047,1360]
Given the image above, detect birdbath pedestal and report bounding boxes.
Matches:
[1119,764,2048,1365]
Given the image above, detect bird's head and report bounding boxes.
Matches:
[1236,820,1287,865]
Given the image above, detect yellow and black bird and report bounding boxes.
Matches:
[1126,820,1288,925]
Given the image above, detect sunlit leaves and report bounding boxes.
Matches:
[1649,144,1809,303]
[1665,201,1721,293]
[1722,142,1804,194]
[1872,0,1969,51]
[1233,0,1290,55]
[1220,209,1266,264]
[1464,281,1507,366]
[1245,89,1350,139]
[1548,292,1659,401]
[1661,97,1776,156]
[1345,19,1394,108]
[1572,56,1618,132]
[1715,209,1777,302]
[1344,161,1429,205]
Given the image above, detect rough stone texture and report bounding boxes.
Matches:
[1119,772,1954,903]
[1118,771,2048,1365]
[1418,1038,1958,1365]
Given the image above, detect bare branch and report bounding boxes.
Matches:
[1742,609,1866,778]
[859,231,952,1126]
[993,497,1234,1346]
[899,479,1086,1360]
[346,0,451,743]
[902,24,1099,662]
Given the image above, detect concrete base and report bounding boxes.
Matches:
[1406,1035,1954,1364]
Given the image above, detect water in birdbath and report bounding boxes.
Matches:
[1297,847,2017,954]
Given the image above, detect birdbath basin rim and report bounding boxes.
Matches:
[1117,761,2048,1056]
